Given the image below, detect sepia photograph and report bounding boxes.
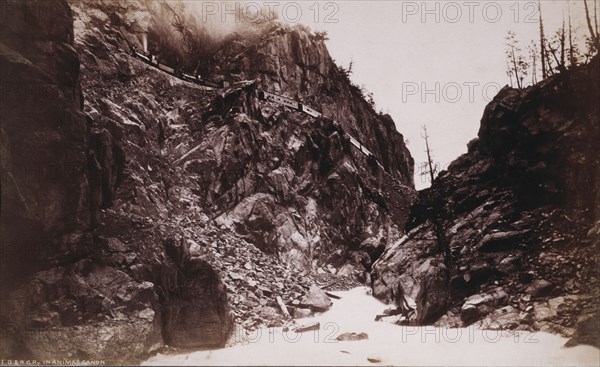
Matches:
[0,0,599,365]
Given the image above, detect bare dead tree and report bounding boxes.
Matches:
[529,41,538,84]
[561,16,566,68]
[420,125,452,268]
[594,0,598,39]
[506,60,514,87]
[421,125,437,184]
[548,24,567,74]
[538,1,548,79]
[568,1,577,67]
[584,0,600,50]
[506,31,529,89]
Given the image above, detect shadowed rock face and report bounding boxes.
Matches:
[372,57,600,340]
[195,24,416,274]
[0,0,415,361]
[214,24,414,185]
[71,0,416,277]
[1,0,93,284]
[1,0,232,362]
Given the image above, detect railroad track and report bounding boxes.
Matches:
[121,35,385,170]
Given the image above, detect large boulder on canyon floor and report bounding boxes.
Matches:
[299,285,332,312]
[371,224,448,324]
[162,258,233,348]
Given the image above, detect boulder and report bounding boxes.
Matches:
[461,288,509,325]
[257,285,273,296]
[163,258,233,348]
[300,285,332,312]
[293,308,313,319]
[415,259,448,324]
[526,279,554,298]
[478,306,521,330]
[371,235,447,325]
[336,332,369,341]
[367,355,382,363]
[565,313,600,348]
[187,239,203,257]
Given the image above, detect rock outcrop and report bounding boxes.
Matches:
[213,24,414,183]
[300,285,333,312]
[203,24,416,275]
[1,0,232,362]
[0,0,417,361]
[70,0,416,280]
[372,57,599,342]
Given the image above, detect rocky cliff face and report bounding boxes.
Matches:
[73,0,416,276]
[203,24,416,274]
[1,0,92,285]
[1,0,416,362]
[372,57,599,342]
[0,0,231,362]
[213,24,414,184]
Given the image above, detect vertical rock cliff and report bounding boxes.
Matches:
[2,0,417,362]
[1,0,232,362]
[202,23,416,273]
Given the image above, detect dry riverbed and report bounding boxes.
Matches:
[143,287,599,366]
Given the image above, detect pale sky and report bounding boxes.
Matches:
[191,0,595,189]
[269,0,594,189]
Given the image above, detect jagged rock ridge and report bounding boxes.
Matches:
[76,0,416,274]
[372,57,599,345]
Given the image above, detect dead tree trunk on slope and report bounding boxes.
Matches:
[421,125,452,269]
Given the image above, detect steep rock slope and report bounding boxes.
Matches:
[73,0,416,278]
[1,0,231,362]
[372,57,599,342]
[25,0,417,359]
[213,24,414,183]
[205,24,416,273]
[2,0,416,361]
